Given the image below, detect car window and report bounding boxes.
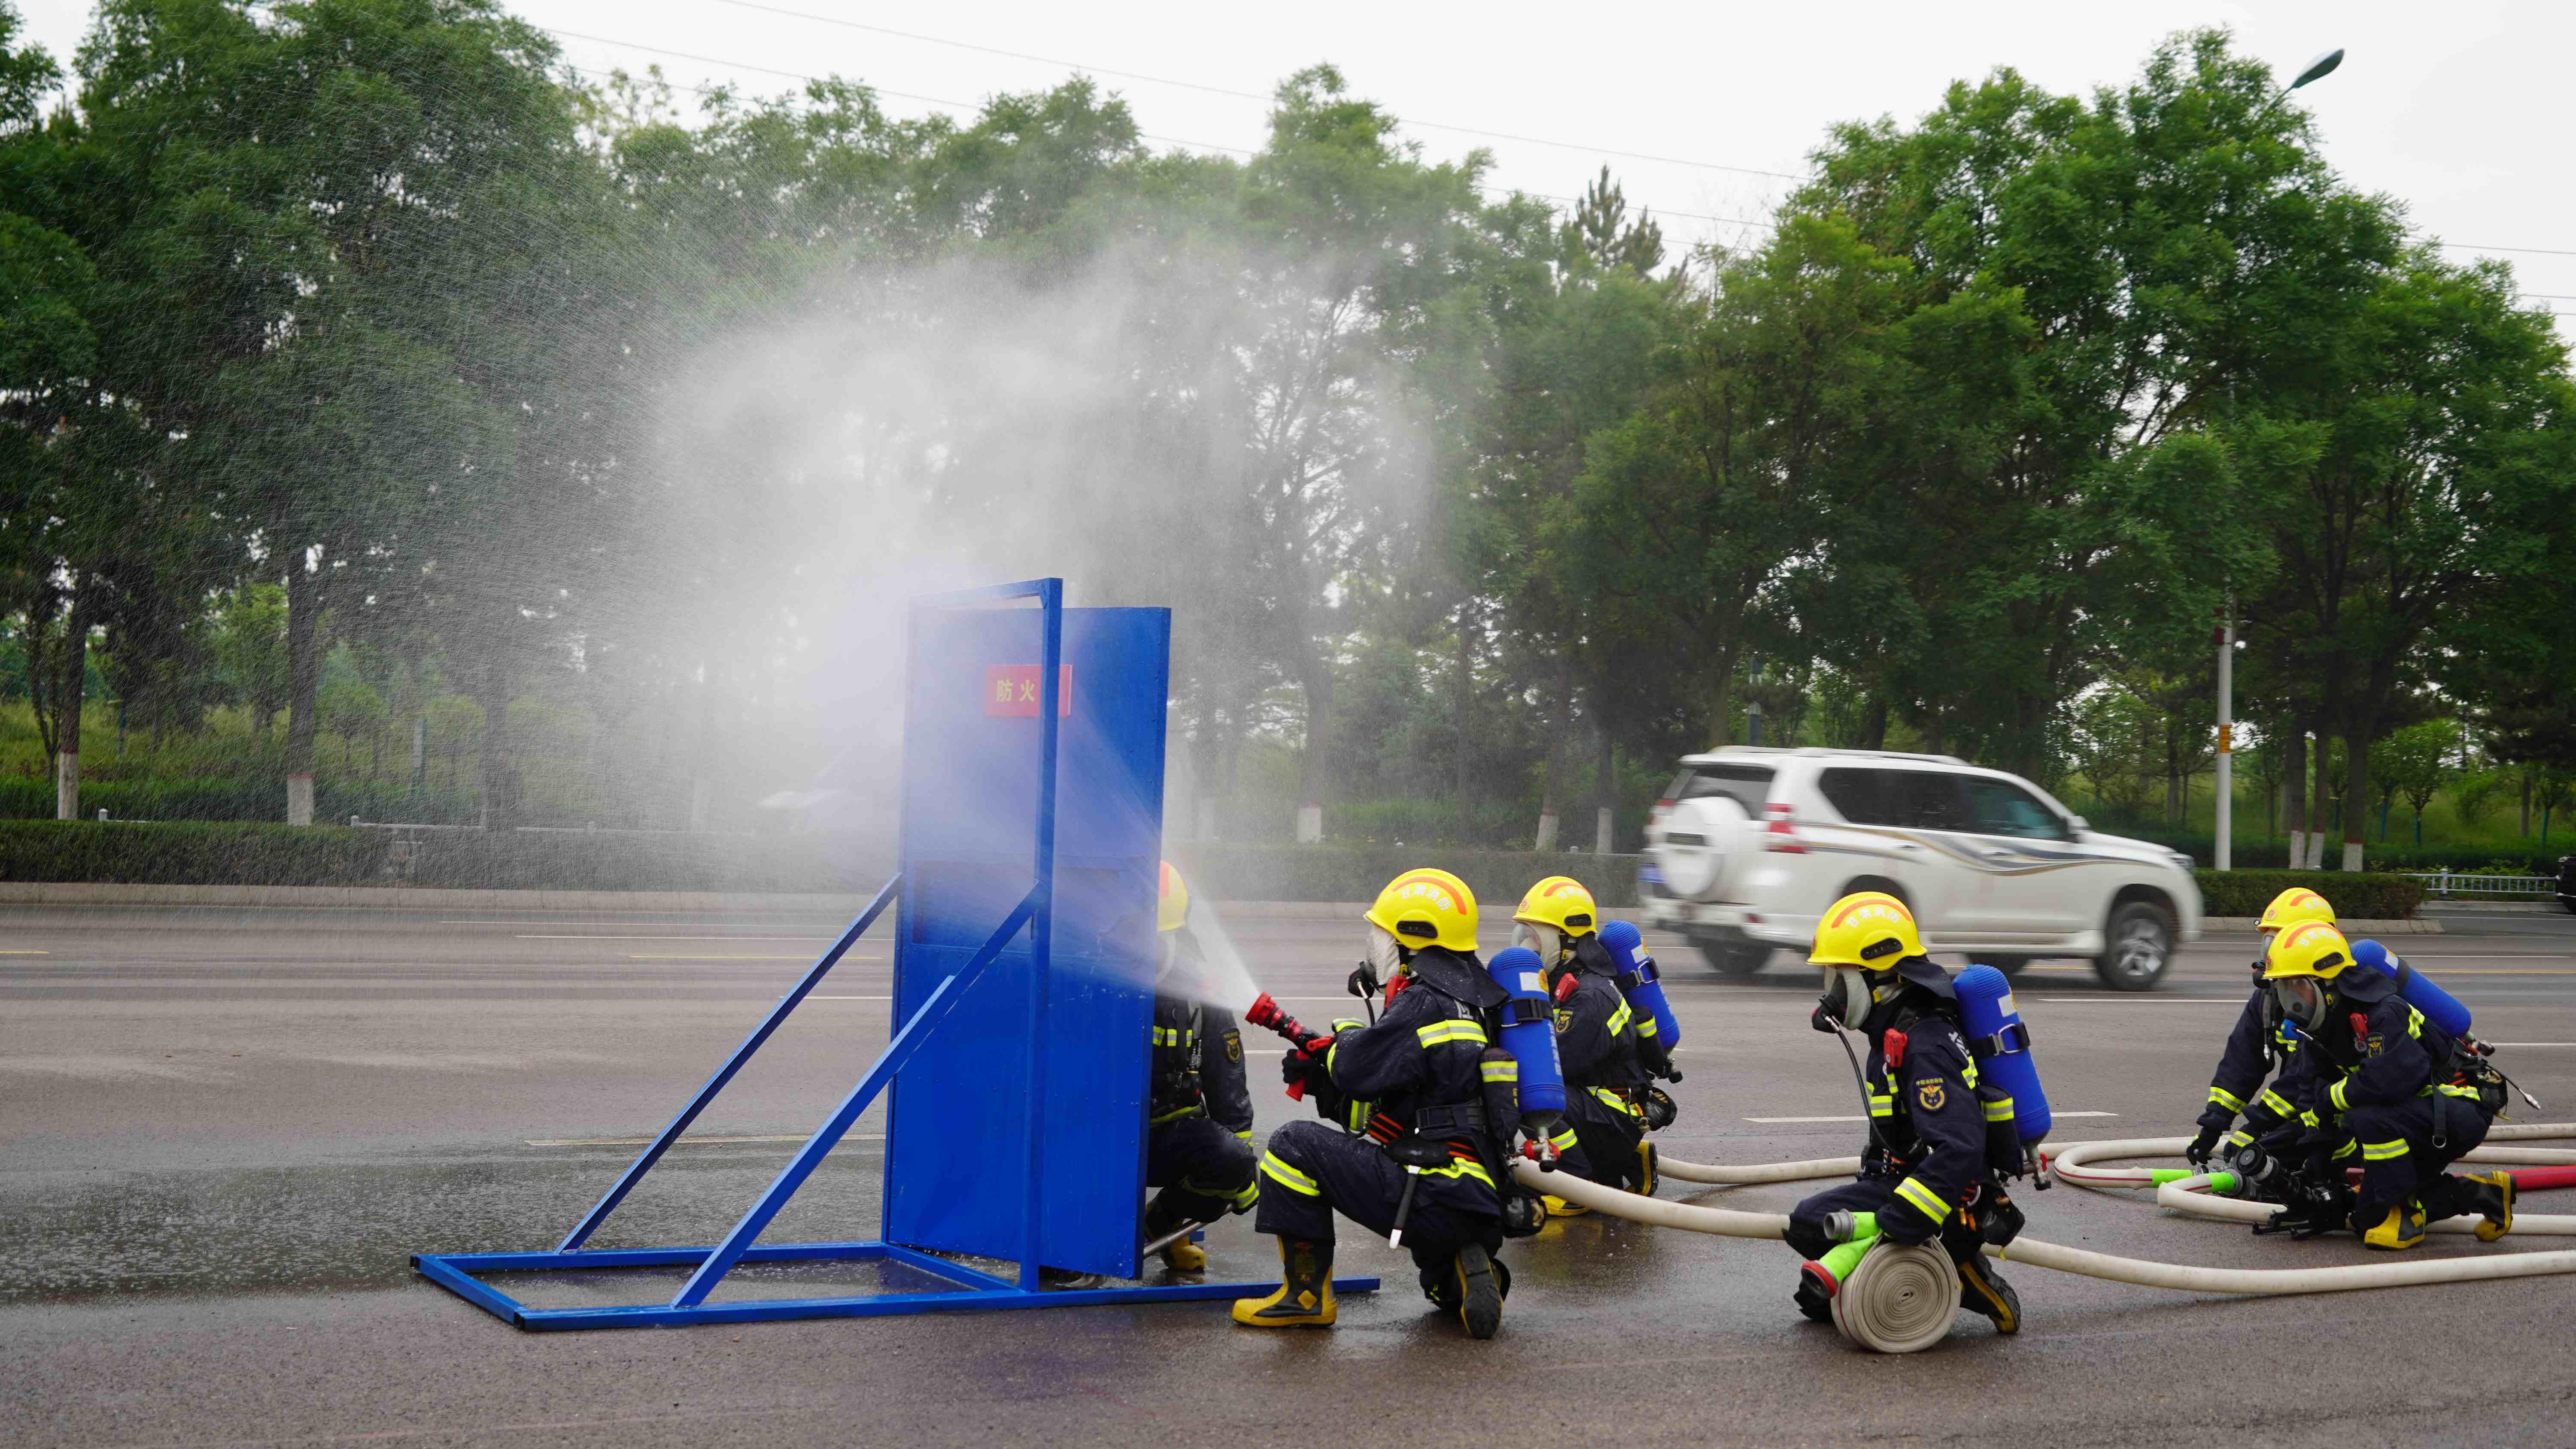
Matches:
[1817,767,1968,831]
[1965,778,2070,840]
[1894,770,1970,832]
[1674,764,1774,814]
[1816,767,1893,825]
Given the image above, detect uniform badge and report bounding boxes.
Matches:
[1554,1009,1574,1034]
[1917,1078,1945,1112]
[1224,1031,1242,1063]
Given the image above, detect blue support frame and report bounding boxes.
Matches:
[412,579,1376,1330]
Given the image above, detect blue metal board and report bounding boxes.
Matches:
[885,604,1171,1279]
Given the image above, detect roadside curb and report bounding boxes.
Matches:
[0,882,884,913]
[2202,915,2443,935]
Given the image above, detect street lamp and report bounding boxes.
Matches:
[2291,48,2345,90]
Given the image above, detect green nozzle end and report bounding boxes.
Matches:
[1845,1211,1878,1241]
[2149,1168,2193,1185]
[2206,1171,2239,1194]
[1818,1237,1874,1280]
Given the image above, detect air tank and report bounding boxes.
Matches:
[1485,946,1568,1145]
[1954,964,2052,1147]
[2348,939,2473,1040]
[1598,920,1682,1067]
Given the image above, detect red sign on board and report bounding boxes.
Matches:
[984,665,1073,717]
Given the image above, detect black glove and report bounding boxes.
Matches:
[1811,998,1842,1034]
[2186,1123,2225,1167]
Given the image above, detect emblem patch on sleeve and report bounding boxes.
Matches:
[1554,1009,1575,1034]
[1917,1077,1946,1112]
[1224,1031,1242,1063]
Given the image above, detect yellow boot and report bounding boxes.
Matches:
[1633,1140,1659,1197]
[1143,1199,1206,1273]
[2361,1200,2425,1251]
[2464,1171,2516,1242]
[1541,1194,1591,1218]
[1231,1237,1334,1328]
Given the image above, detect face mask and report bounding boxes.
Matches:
[1367,924,1406,981]
[1818,967,1881,1027]
[2272,976,2328,1031]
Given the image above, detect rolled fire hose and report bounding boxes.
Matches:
[1832,1240,1957,1355]
[2039,1134,2576,1235]
[1513,1125,2576,1355]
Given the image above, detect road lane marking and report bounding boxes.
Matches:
[809,995,890,1000]
[2484,1042,2576,1047]
[0,950,48,955]
[627,954,883,961]
[2037,996,2244,1003]
[1744,1111,2119,1123]
[519,935,839,942]
[527,1133,887,1147]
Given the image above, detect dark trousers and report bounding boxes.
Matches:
[1145,1114,1256,1223]
[1561,1091,1647,1191]
[2342,1095,2493,1225]
[1253,1119,1501,1261]
[1784,1177,1924,1258]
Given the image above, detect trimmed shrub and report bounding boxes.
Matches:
[0,776,481,824]
[1177,844,1638,907]
[2193,870,2423,920]
[0,820,392,884]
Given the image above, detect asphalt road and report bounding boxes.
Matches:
[7,902,2576,1446]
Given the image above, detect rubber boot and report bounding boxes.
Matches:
[2464,1171,2515,1242]
[2360,1200,2426,1251]
[1541,1194,1590,1218]
[1955,1253,2021,1334]
[1633,1140,1659,1197]
[1143,1198,1205,1273]
[1231,1237,1334,1328]
[1453,1243,1503,1340]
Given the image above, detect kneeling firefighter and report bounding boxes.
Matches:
[2260,921,2514,1250]
[2187,887,2333,1175]
[1233,867,1516,1338]
[1783,892,2026,1334]
[1141,862,1258,1272]
[1510,876,1658,1208]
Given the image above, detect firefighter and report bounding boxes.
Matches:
[1782,891,2024,1334]
[2261,921,2514,1250]
[1510,876,1653,1210]
[1142,862,1257,1273]
[1232,867,1514,1338]
[2186,887,2335,1171]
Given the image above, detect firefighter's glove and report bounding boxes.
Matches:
[1810,999,1842,1034]
[2186,1123,2225,1168]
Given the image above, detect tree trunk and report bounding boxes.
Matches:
[2521,770,2533,837]
[2284,728,2309,870]
[283,561,322,826]
[476,661,517,831]
[1294,651,1332,844]
[2308,736,2332,870]
[1863,694,1889,752]
[1452,607,1472,846]
[1594,717,1615,853]
[54,577,93,821]
[1704,649,1738,750]
[2342,727,2370,871]
[1534,659,1572,853]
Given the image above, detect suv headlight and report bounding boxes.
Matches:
[2165,850,2196,871]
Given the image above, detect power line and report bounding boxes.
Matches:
[703,0,1807,182]
[2441,241,2576,259]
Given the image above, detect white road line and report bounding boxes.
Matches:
[2483,1042,2576,1048]
[2036,996,2243,1003]
[526,1133,886,1147]
[1744,1110,2119,1124]
[809,995,891,1000]
[629,954,883,961]
[517,935,839,942]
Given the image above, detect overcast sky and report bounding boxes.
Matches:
[20,0,2574,339]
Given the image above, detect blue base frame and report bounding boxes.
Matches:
[412,1242,1379,1331]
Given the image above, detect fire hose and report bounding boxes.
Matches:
[1510,1121,2576,1355]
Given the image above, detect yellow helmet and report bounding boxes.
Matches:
[2261,920,2353,981]
[2258,887,2335,936]
[1511,876,1598,937]
[1809,891,1924,970]
[1157,860,1189,934]
[1365,867,1479,953]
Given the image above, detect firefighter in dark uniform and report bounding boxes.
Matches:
[1782,891,2023,1333]
[2187,888,2335,1170]
[1509,876,1653,1210]
[1142,863,1257,1273]
[1233,867,1514,1338]
[2262,921,2514,1249]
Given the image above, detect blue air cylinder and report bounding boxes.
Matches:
[1598,920,1682,1056]
[1485,946,1567,1131]
[2349,939,2472,1040]
[1954,964,2052,1147]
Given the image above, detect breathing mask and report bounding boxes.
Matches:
[1509,922,1563,961]
[1365,923,1407,982]
[2271,974,2330,1032]
[1817,965,1892,1028]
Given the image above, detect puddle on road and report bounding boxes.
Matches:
[0,1143,886,1305]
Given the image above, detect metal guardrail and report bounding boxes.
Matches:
[2402,871,2561,899]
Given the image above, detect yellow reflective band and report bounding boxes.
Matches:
[2363,1139,2409,1161]
[2257,1089,2293,1118]
[1590,1086,1641,1117]
[2224,1130,2253,1149]
[1633,1015,1659,1038]
[1867,1094,1895,1118]
[1893,1176,1948,1222]
[2330,1139,2358,1161]
[1962,1060,1980,1088]
[1150,1026,1181,1046]
[1550,1127,1579,1149]
[2433,1082,2481,1099]
[1230,1180,1260,1209]
[2406,1007,2424,1040]
[1344,1100,1369,1132]
[1150,1105,1204,1124]
[2208,1086,2246,1112]
[1416,1019,1490,1049]
[1235,1130,1254,1142]
[1983,1097,2015,1123]
[2328,1079,2350,1112]
[1606,1002,1634,1035]
[1425,1158,1496,1189]
[1480,1058,1519,1083]
[1260,1152,1320,1196]
[2300,1109,2320,1129]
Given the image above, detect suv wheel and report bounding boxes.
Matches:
[1978,956,2030,979]
[1698,938,1770,977]
[2094,902,2172,992]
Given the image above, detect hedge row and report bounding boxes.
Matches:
[0,776,481,824]
[2190,869,2424,919]
[0,820,395,884]
[1177,845,1638,908]
[2095,827,2570,875]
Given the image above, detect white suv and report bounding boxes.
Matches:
[1642,747,2202,991]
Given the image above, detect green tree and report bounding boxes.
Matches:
[2373,718,2455,846]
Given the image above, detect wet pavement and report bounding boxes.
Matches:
[6,902,2576,1445]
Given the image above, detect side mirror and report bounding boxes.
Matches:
[2067,816,2088,834]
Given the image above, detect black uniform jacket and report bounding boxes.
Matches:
[2273,968,2455,1125]
[1858,976,1990,1244]
[1149,994,1253,1137]
[1322,946,1509,1212]
[1552,936,1649,1117]
[2198,984,2305,1136]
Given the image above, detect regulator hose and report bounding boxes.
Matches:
[1514,1122,2576,1356]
